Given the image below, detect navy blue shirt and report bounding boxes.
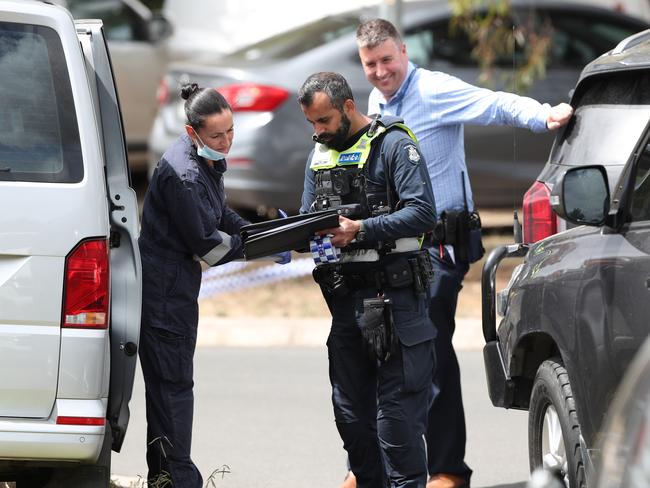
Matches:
[301,116,437,243]
[140,134,248,264]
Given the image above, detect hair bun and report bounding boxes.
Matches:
[180,83,200,100]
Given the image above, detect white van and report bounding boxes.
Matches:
[0,1,141,486]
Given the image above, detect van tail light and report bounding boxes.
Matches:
[62,239,109,329]
[218,83,290,112]
[522,181,558,243]
[56,416,106,426]
[156,76,170,106]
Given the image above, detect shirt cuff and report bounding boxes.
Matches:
[538,103,552,133]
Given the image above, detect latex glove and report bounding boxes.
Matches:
[274,250,291,265]
[274,208,291,264]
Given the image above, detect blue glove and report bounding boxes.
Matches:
[273,209,291,264]
[274,250,291,265]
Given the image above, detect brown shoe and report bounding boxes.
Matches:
[426,473,467,488]
[338,471,356,488]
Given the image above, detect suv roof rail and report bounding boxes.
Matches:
[612,28,650,55]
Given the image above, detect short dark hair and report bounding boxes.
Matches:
[356,18,402,49]
[181,83,231,129]
[297,72,353,111]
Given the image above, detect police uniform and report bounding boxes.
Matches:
[138,134,248,487]
[301,116,438,488]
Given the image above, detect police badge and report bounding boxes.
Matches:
[406,144,421,163]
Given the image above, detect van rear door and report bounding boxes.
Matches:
[76,19,142,451]
[0,2,109,418]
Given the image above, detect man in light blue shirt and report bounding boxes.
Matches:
[337,18,573,488]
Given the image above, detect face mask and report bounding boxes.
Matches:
[194,133,227,161]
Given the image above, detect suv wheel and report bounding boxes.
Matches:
[529,359,586,488]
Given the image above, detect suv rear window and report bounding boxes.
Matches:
[551,70,650,167]
[0,21,83,183]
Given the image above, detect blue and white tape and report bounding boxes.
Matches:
[199,258,315,299]
[309,235,340,264]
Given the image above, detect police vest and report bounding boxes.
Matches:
[309,121,424,258]
[309,122,417,220]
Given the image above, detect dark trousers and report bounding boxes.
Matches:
[326,286,435,488]
[426,247,472,484]
[139,325,202,488]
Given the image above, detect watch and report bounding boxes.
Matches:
[355,221,366,243]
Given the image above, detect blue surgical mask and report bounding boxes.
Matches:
[194,133,227,161]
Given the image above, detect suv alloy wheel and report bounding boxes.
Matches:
[529,359,587,488]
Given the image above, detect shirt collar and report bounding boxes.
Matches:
[380,61,417,105]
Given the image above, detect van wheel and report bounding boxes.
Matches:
[529,359,586,488]
[13,469,50,487]
[43,425,112,488]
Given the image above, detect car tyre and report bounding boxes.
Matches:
[41,425,112,488]
[13,469,50,487]
[529,358,586,488]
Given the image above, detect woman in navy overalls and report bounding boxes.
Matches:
[138,83,249,487]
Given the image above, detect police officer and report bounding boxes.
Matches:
[299,72,438,488]
[138,83,251,487]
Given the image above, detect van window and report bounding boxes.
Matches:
[0,21,83,183]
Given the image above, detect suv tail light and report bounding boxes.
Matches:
[218,83,289,112]
[522,181,557,243]
[156,76,170,106]
[62,239,109,329]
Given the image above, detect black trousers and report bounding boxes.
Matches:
[325,285,436,488]
[139,325,202,487]
[425,247,472,484]
[138,248,203,488]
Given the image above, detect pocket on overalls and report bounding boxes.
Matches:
[149,327,196,385]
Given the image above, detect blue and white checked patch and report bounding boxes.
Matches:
[310,235,340,264]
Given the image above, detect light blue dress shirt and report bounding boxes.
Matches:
[368,62,551,213]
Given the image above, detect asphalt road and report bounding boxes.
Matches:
[112,347,530,488]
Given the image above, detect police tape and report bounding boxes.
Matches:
[199,258,316,299]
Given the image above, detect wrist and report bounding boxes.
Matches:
[354,220,366,242]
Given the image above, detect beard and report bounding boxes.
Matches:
[314,113,351,152]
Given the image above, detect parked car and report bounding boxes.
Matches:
[59,0,172,173]
[149,0,648,216]
[594,335,650,488]
[482,29,650,488]
[0,0,141,485]
[526,337,650,488]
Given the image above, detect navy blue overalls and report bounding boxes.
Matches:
[301,116,439,487]
[138,134,247,487]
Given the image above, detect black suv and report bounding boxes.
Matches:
[482,29,650,488]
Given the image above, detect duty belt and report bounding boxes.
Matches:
[338,237,423,263]
[312,250,434,296]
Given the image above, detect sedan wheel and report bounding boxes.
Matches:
[529,358,586,488]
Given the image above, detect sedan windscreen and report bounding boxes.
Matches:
[225,16,359,61]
